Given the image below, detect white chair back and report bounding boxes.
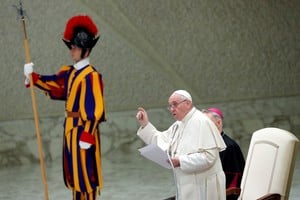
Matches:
[239,128,299,200]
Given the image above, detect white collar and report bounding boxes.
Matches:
[74,57,90,70]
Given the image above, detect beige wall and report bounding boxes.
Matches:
[0,0,299,120]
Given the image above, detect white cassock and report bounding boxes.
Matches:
[137,107,227,200]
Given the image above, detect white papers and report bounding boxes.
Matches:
[138,144,172,169]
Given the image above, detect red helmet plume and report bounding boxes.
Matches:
[62,15,100,49]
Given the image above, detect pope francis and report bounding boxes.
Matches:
[136,90,226,200]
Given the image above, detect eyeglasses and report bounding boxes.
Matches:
[168,99,187,110]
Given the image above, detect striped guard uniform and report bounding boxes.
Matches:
[31,62,105,198]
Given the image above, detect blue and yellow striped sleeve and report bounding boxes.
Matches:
[33,65,71,100]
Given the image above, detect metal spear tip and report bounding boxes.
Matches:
[12,0,29,20]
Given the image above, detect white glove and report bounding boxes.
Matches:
[79,141,92,149]
[24,62,34,79]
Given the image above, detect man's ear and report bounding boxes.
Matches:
[85,49,91,57]
[216,118,222,126]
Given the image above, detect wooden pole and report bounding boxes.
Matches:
[20,5,49,200]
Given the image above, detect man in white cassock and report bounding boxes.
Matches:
[136,90,226,200]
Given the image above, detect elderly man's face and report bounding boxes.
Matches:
[168,94,190,121]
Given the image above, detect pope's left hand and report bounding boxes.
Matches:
[170,157,180,168]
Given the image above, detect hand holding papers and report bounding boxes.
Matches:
[138,144,173,169]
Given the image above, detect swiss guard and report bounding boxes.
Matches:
[24,14,106,200]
